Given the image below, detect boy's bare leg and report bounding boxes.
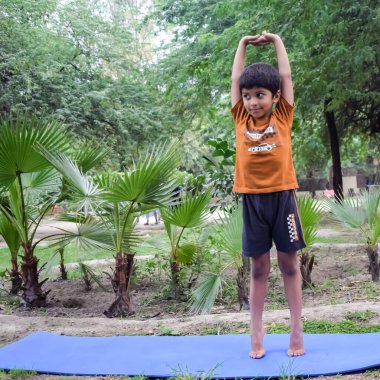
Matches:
[249,253,270,358]
[277,251,305,356]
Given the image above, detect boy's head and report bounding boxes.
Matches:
[239,63,280,96]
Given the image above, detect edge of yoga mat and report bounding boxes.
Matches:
[1,332,380,378]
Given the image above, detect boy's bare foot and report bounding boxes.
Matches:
[249,328,266,359]
[288,330,305,356]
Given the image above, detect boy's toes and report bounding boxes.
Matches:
[288,348,305,357]
[249,349,265,359]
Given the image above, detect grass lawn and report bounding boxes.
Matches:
[0,228,167,272]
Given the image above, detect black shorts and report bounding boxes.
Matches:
[242,190,306,257]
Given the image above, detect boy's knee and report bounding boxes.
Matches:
[279,264,298,277]
[278,260,298,277]
[277,252,299,277]
[251,257,270,279]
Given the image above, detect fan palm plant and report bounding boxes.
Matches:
[0,114,69,306]
[42,143,181,316]
[189,205,250,314]
[324,189,380,281]
[160,189,212,298]
[296,196,324,288]
[54,144,109,280]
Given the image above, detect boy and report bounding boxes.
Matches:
[230,32,306,358]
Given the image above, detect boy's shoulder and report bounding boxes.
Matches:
[231,98,248,122]
[274,95,294,123]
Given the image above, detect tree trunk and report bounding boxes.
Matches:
[325,98,344,201]
[236,257,249,310]
[366,244,379,282]
[9,256,22,295]
[20,242,49,307]
[300,249,315,289]
[104,252,135,317]
[170,260,181,299]
[58,247,68,280]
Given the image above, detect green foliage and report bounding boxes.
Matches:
[324,189,380,245]
[346,310,377,323]
[0,213,21,256]
[162,189,212,229]
[204,138,238,211]
[158,190,212,294]
[0,0,176,167]
[0,115,68,187]
[104,144,180,207]
[267,320,380,334]
[297,196,324,247]
[189,205,245,314]
[189,273,224,315]
[214,205,243,268]
[150,0,380,176]
[0,369,37,379]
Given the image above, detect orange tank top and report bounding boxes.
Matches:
[231,96,298,194]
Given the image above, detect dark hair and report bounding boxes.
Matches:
[239,63,280,96]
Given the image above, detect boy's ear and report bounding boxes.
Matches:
[273,90,281,104]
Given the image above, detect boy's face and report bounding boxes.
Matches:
[241,87,280,120]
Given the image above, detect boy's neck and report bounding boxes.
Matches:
[252,113,272,127]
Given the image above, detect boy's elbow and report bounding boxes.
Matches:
[280,72,292,81]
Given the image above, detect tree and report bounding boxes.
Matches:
[297,196,324,288]
[150,0,380,180]
[189,204,250,314]
[0,0,176,166]
[0,114,69,306]
[43,143,181,316]
[160,189,212,298]
[325,189,380,281]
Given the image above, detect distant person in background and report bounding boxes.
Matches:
[172,186,182,205]
[144,210,160,225]
[365,178,373,192]
[323,182,334,198]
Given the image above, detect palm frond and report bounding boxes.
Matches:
[215,205,243,268]
[0,182,27,242]
[0,212,21,254]
[21,169,62,221]
[47,216,114,252]
[189,272,224,315]
[163,189,212,229]
[323,196,366,229]
[0,114,68,187]
[364,188,380,229]
[21,169,61,194]
[103,143,180,206]
[93,171,119,190]
[371,215,380,246]
[72,144,109,173]
[175,243,197,265]
[160,206,180,245]
[363,188,380,244]
[38,149,102,213]
[297,196,323,247]
[78,261,108,291]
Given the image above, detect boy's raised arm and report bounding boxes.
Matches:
[254,33,294,105]
[231,35,260,108]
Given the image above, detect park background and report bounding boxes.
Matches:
[1,0,379,195]
[0,1,380,379]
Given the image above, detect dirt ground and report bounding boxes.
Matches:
[0,222,380,379]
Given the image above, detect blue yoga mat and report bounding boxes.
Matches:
[0,332,380,378]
